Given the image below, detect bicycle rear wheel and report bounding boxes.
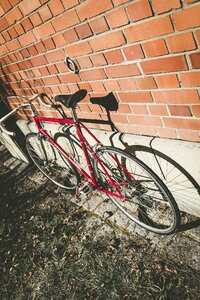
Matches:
[26,132,80,190]
[94,146,180,234]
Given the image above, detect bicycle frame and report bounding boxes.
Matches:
[34,115,128,199]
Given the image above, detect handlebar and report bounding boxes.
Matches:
[0,93,51,136]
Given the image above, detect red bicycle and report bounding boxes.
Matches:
[0,91,180,234]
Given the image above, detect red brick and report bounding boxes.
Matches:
[56,61,68,73]
[46,49,64,63]
[48,0,64,16]
[106,64,140,78]
[31,55,48,67]
[77,0,113,21]
[148,105,168,116]
[8,27,18,39]
[47,65,59,75]
[169,105,191,117]
[141,56,187,74]
[0,4,5,16]
[178,130,200,142]
[63,29,78,43]
[77,56,92,69]
[29,13,42,26]
[51,10,79,31]
[90,81,105,92]
[151,0,181,14]
[0,45,8,56]
[122,45,144,60]
[35,42,46,53]
[196,30,200,44]
[89,31,126,52]
[75,23,93,39]
[90,53,107,66]
[117,104,131,114]
[14,23,25,35]
[190,53,200,69]
[180,72,200,87]
[42,76,60,86]
[106,8,129,28]
[142,39,168,58]
[173,5,200,30]
[185,0,199,3]
[19,0,41,15]
[130,105,148,115]
[6,7,23,25]
[81,69,107,81]
[192,105,200,117]
[126,0,152,22]
[155,74,179,88]
[167,32,196,53]
[118,91,153,103]
[153,90,199,104]
[65,41,92,57]
[113,0,130,5]
[157,128,177,139]
[19,31,36,47]
[59,73,80,83]
[128,115,162,126]
[0,17,9,31]
[118,78,138,90]
[43,38,56,50]
[124,16,173,43]
[38,5,52,22]
[6,39,21,52]
[163,118,200,130]
[53,33,66,47]
[135,77,157,89]
[104,49,124,64]
[1,0,12,12]
[21,18,33,31]
[90,17,109,34]
[62,0,78,9]
[2,31,11,42]
[103,79,120,91]
[34,22,55,39]
[40,67,50,76]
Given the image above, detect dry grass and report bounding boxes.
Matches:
[0,162,200,300]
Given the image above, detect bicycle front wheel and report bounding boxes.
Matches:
[94,146,180,234]
[26,132,80,191]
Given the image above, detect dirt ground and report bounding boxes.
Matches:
[0,147,200,300]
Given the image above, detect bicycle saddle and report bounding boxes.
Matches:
[55,90,87,108]
[90,93,118,111]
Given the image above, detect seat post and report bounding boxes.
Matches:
[70,107,78,123]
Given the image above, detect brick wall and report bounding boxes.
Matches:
[0,0,200,142]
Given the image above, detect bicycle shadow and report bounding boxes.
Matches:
[56,92,200,233]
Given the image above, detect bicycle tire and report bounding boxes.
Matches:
[94,146,180,234]
[26,132,80,190]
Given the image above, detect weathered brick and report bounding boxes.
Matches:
[178,130,200,142]
[6,7,23,26]
[51,10,79,31]
[105,64,140,78]
[106,8,129,28]
[190,53,200,69]
[75,23,93,39]
[155,74,179,88]
[173,5,200,30]
[180,71,200,87]
[167,32,196,53]
[118,91,153,103]
[77,0,113,21]
[124,16,173,43]
[169,105,191,117]
[142,39,168,57]
[126,0,152,22]
[163,118,200,130]
[89,17,109,34]
[104,49,124,64]
[151,0,181,14]
[122,45,144,60]
[128,115,162,126]
[89,31,126,52]
[141,56,187,74]
[153,90,199,104]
